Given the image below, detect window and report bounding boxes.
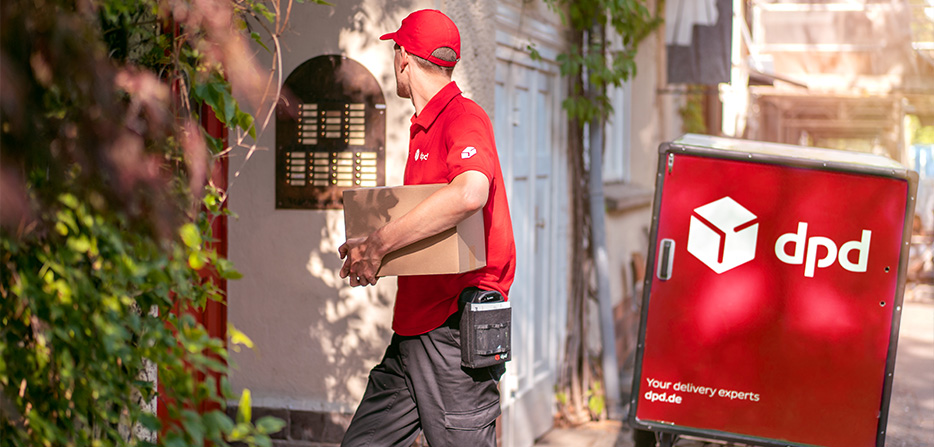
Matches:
[604,79,632,183]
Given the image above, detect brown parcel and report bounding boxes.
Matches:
[342,184,486,276]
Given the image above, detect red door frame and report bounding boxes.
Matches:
[199,107,229,353]
[197,108,229,415]
[156,19,229,429]
[156,106,229,425]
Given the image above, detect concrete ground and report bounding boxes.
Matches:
[884,292,934,446]
[535,295,934,447]
[532,420,719,447]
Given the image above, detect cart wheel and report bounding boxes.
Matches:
[633,429,656,447]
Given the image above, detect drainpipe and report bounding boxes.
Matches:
[722,0,748,137]
[588,21,621,419]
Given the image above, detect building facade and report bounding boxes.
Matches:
[225,0,683,446]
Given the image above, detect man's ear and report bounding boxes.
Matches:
[399,47,409,71]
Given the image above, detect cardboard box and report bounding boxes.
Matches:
[342,184,486,276]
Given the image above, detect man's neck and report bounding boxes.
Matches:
[410,74,453,116]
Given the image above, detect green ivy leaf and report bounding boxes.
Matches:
[180,223,202,249]
[251,31,271,53]
[588,392,605,416]
[238,389,252,424]
[203,193,218,209]
[252,3,275,23]
[555,390,568,405]
[228,323,255,352]
[255,415,286,435]
[193,83,230,125]
[204,410,235,438]
[254,435,273,447]
[60,193,79,209]
[216,258,244,280]
[236,111,256,139]
[139,412,162,432]
[229,423,251,441]
[67,236,92,253]
[189,251,207,270]
[164,432,188,447]
[182,409,206,445]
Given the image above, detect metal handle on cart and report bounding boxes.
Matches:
[656,238,675,281]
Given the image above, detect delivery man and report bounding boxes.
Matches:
[338,8,516,447]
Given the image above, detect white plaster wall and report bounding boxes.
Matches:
[629,16,685,191]
[440,0,497,114]
[605,206,652,299]
[602,0,683,377]
[607,12,672,310]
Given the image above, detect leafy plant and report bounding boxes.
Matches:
[539,0,663,125]
[908,114,934,145]
[679,85,708,134]
[0,0,306,445]
[587,381,606,419]
[535,0,662,425]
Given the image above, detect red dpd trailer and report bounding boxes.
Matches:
[629,134,919,447]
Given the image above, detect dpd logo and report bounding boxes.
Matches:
[775,223,871,278]
[414,149,429,162]
[686,197,759,274]
[684,196,874,277]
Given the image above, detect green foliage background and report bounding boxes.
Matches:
[908,115,934,144]
[536,0,662,425]
[541,0,662,125]
[679,86,709,135]
[0,0,302,445]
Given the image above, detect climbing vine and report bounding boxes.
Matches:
[0,0,323,445]
[679,85,709,134]
[536,0,662,425]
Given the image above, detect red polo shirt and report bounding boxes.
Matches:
[393,82,516,336]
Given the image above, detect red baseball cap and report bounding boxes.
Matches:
[380,9,460,68]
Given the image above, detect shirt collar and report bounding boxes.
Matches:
[410,82,462,130]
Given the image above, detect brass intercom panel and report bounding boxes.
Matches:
[276,55,386,209]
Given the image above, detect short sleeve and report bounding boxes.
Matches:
[444,112,496,183]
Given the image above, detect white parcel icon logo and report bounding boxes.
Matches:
[461,146,477,159]
[687,197,759,274]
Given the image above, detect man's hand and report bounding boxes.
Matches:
[339,236,382,287]
[339,171,489,287]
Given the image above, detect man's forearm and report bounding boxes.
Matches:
[369,170,490,258]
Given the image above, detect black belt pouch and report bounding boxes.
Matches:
[458,287,511,369]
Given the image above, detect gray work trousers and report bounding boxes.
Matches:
[340,313,504,447]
